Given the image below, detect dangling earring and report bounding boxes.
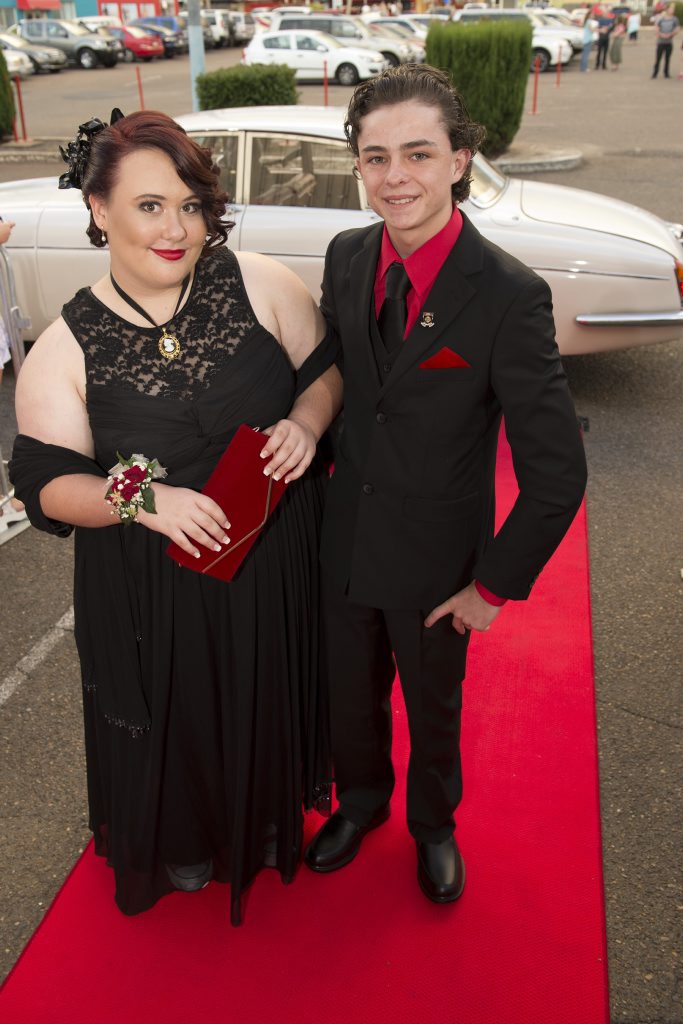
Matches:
[101,230,107,245]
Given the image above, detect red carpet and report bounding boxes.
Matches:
[1,433,608,1024]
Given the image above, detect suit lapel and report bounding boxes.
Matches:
[349,223,384,390]
[379,213,485,398]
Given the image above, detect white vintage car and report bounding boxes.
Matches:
[0,105,681,355]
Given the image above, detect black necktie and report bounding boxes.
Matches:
[378,261,410,353]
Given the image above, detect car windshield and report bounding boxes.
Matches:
[368,22,410,38]
[545,11,573,24]
[0,33,28,48]
[126,26,151,38]
[469,156,507,207]
[316,34,344,48]
[68,23,96,36]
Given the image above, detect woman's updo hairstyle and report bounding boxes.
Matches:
[66,110,232,250]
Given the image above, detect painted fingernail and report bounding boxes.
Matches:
[224,521,231,530]
[273,473,280,481]
[260,450,268,459]
[221,535,230,544]
[214,544,222,552]
[193,551,200,559]
[263,467,271,476]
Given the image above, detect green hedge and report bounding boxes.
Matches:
[0,52,15,140]
[195,64,297,110]
[426,20,532,158]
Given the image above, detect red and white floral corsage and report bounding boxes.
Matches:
[105,452,167,524]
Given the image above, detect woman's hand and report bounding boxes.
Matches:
[0,221,16,246]
[137,483,231,559]
[259,418,317,484]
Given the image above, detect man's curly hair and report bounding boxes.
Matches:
[345,64,486,205]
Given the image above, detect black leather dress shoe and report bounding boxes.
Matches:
[416,836,465,904]
[304,806,390,873]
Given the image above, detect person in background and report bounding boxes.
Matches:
[595,10,614,69]
[626,9,641,41]
[11,109,342,926]
[581,11,595,70]
[0,218,16,385]
[0,216,26,523]
[610,15,626,68]
[652,2,679,77]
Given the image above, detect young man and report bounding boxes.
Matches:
[305,65,587,904]
[652,3,679,77]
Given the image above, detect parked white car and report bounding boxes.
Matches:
[1,47,34,78]
[363,15,429,40]
[242,30,387,85]
[268,12,424,65]
[0,106,680,355]
[202,10,234,48]
[453,9,576,70]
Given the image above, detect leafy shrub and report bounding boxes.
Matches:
[426,20,532,157]
[196,64,297,110]
[0,52,16,140]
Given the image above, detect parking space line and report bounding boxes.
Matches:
[0,606,74,709]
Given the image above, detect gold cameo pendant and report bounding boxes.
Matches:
[158,329,181,361]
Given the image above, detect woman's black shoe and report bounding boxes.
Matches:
[166,860,213,892]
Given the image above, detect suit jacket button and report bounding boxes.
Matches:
[383,363,392,373]
[362,483,374,495]
[376,412,387,424]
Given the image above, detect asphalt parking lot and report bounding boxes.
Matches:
[0,31,681,1023]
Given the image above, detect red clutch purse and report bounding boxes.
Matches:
[166,425,287,582]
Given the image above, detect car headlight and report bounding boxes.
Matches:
[92,39,107,48]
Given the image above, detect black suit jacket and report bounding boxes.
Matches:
[319,212,587,610]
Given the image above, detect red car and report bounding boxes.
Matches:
[109,25,164,61]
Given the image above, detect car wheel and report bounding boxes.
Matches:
[531,48,550,72]
[336,62,359,86]
[78,47,98,69]
[123,48,135,63]
[381,51,400,67]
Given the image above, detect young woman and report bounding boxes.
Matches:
[11,110,341,925]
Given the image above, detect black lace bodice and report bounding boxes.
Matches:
[62,247,280,402]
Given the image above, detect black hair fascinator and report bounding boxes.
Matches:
[58,108,126,191]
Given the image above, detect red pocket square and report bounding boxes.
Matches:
[420,348,471,370]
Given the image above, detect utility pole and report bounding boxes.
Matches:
[186,0,206,112]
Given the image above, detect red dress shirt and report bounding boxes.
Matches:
[373,207,506,609]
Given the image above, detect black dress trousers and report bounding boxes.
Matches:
[323,574,470,844]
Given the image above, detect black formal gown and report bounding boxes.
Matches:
[12,247,333,924]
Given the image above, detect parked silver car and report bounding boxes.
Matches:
[0,32,67,73]
[8,18,121,68]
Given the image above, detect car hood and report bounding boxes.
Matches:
[520,179,682,261]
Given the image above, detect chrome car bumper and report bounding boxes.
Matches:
[576,310,683,328]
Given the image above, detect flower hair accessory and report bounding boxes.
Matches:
[105,452,167,524]
[58,108,126,191]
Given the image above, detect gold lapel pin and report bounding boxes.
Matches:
[420,312,435,328]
